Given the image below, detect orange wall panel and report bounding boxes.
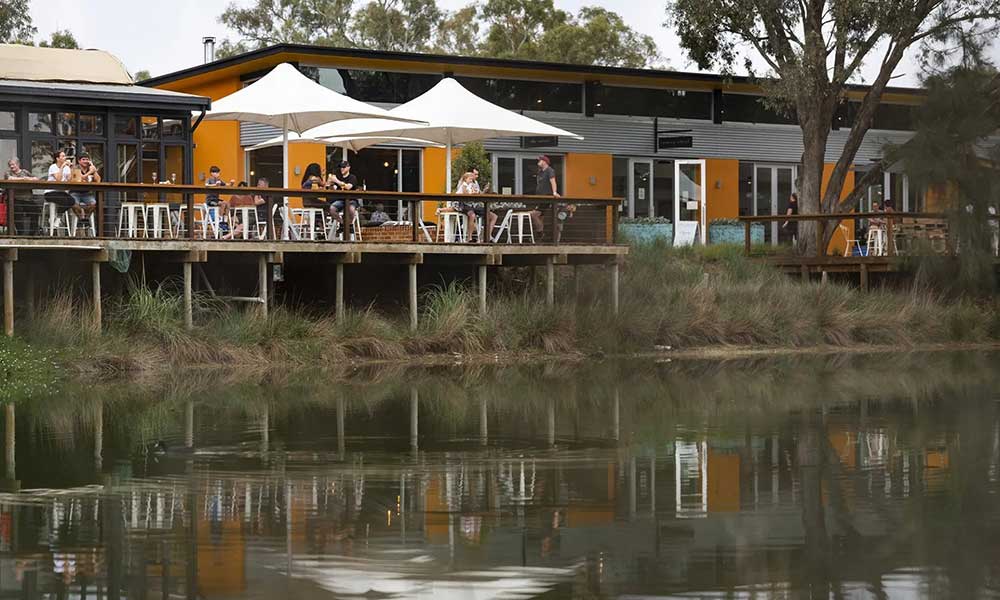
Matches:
[422,147,448,221]
[184,77,244,184]
[565,153,612,198]
[822,164,856,255]
[705,159,740,222]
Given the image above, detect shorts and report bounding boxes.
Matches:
[456,202,484,216]
[332,200,359,211]
[71,193,96,206]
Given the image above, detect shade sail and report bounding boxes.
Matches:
[202,63,421,133]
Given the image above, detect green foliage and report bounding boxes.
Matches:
[451,141,492,189]
[0,337,61,404]
[0,0,35,44]
[216,0,659,67]
[38,29,79,49]
[133,70,152,82]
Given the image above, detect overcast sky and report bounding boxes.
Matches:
[28,0,996,86]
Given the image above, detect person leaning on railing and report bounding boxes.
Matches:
[4,157,40,235]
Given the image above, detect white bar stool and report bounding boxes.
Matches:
[493,210,535,243]
[66,212,96,237]
[118,202,146,238]
[146,204,173,239]
[230,206,259,240]
[437,211,467,243]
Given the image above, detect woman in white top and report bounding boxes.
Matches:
[45,151,80,216]
[454,170,496,242]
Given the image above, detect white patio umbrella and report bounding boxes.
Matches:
[266,78,584,192]
[203,63,424,190]
[249,133,444,154]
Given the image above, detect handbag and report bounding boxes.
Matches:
[0,192,7,227]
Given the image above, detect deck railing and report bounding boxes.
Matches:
[0,180,623,246]
[739,212,1000,258]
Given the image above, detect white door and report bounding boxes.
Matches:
[674,159,706,245]
[492,154,521,195]
[627,158,653,219]
[753,164,796,245]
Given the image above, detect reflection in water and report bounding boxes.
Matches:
[0,352,999,599]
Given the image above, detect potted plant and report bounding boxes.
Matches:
[619,216,674,243]
[709,218,765,245]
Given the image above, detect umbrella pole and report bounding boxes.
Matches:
[446,140,452,194]
[281,118,291,240]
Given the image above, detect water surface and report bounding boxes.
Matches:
[1,352,999,598]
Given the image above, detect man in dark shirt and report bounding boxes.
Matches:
[530,155,560,241]
[328,160,360,233]
[4,157,41,235]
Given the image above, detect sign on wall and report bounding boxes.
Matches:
[521,136,560,149]
[673,221,699,247]
[657,135,694,150]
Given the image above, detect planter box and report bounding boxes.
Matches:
[709,223,765,245]
[619,222,673,244]
[360,224,432,242]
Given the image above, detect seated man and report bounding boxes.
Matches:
[71,152,101,217]
[327,160,360,233]
[5,157,41,235]
[370,203,391,225]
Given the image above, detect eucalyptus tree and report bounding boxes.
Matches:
[668,0,1000,253]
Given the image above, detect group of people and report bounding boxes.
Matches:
[3,151,102,234]
[451,155,571,242]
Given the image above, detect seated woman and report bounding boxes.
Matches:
[455,171,497,242]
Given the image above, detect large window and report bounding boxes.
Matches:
[592,86,712,120]
[308,67,440,104]
[0,110,16,169]
[722,94,797,125]
[247,146,283,187]
[456,77,583,113]
[326,147,422,193]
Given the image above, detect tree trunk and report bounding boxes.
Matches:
[798,116,831,256]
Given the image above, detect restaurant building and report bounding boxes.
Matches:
[0,44,209,188]
[143,42,928,249]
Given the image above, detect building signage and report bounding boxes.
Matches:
[521,135,560,149]
[673,221,699,247]
[657,135,694,150]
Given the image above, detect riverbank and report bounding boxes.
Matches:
[3,243,998,380]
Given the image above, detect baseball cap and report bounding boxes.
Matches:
[337,160,350,169]
[537,155,551,165]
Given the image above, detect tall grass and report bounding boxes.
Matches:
[13,242,999,375]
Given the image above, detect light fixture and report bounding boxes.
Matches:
[536,99,543,104]
[384,161,390,167]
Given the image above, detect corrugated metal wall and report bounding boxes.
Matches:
[241,114,914,164]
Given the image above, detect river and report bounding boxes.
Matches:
[1,351,998,598]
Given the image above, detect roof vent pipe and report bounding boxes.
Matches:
[202,37,216,64]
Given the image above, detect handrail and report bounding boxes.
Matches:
[738,211,998,257]
[0,180,624,244]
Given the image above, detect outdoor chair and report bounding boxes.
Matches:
[146,203,173,239]
[436,209,468,243]
[839,224,863,257]
[493,210,535,244]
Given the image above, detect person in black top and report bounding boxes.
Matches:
[328,160,360,227]
[781,192,799,244]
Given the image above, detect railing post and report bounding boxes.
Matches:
[886,216,895,257]
[612,200,620,244]
[6,188,15,236]
[484,200,492,243]
[185,192,195,240]
[96,190,105,237]
[815,217,824,258]
[266,195,275,241]
[744,220,751,255]
[410,200,418,242]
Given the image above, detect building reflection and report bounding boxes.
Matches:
[0,382,998,599]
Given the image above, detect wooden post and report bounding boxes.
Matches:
[860,263,869,291]
[815,218,824,257]
[610,262,620,316]
[336,263,345,320]
[410,387,419,451]
[821,271,829,285]
[885,216,895,257]
[408,263,418,332]
[2,258,12,337]
[545,257,555,308]
[744,220,752,255]
[258,254,268,319]
[91,262,102,332]
[478,265,487,314]
[182,262,193,330]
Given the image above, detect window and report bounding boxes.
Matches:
[401,150,420,193]
[456,77,583,113]
[846,102,916,131]
[162,118,184,138]
[248,146,283,187]
[79,114,105,136]
[28,112,53,134]
[164,146,185,183]
[56,112,76,137]
[0,140,18,168]
[141,143,161,183]
[310,67,440,104]
[612,157,628,213]
[117,144,138,183]
[327,147,422,193]
[115,115,138,137]
[592,86,712,120]
[30,140,54,178]
[141,117,159,140]
[723,94,797,125]
[0,111,16,131]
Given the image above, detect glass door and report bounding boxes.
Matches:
[493,154,519,196]
[754,164,796,245]
[674,160,706,244]
[628,158,652,219]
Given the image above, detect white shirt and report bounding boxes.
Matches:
[47,163,70,182]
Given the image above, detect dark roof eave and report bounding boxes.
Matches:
[140,42,926,97]
[0,82,211,111]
